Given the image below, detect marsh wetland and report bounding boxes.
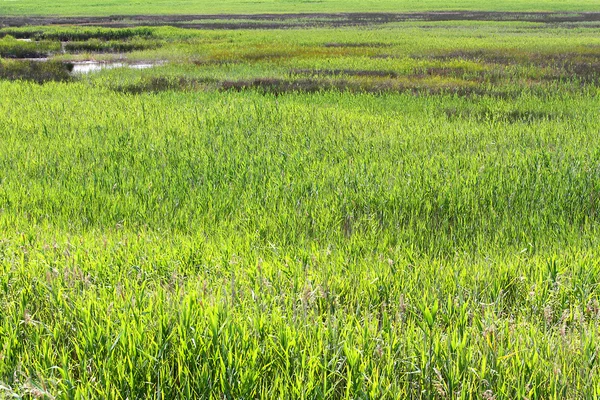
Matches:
[1,9,600,399]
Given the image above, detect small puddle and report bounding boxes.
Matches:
[71,61,164,74]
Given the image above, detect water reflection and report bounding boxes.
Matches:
[71,61,162,74]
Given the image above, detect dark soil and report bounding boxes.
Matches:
[3,12,600,30]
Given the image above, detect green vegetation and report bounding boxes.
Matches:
[0,59,72,82]
[2,0,600,16]
[1,27,155,42]
[0,35,59,58]
[64,39,161,54]
[1,14,600,399]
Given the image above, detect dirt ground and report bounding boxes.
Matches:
[2,11,600,29]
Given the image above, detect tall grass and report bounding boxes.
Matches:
[1,20,600,399]
[1,81,600,398]
[0,35,59,58]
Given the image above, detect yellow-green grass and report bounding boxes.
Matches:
[2,21,600,399]
[2,0,600,16]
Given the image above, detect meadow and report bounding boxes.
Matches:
[1,11,600,400]
[3,0,600,16]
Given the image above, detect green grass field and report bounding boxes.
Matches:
[1,5,600,399]
[2,0,600,16]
